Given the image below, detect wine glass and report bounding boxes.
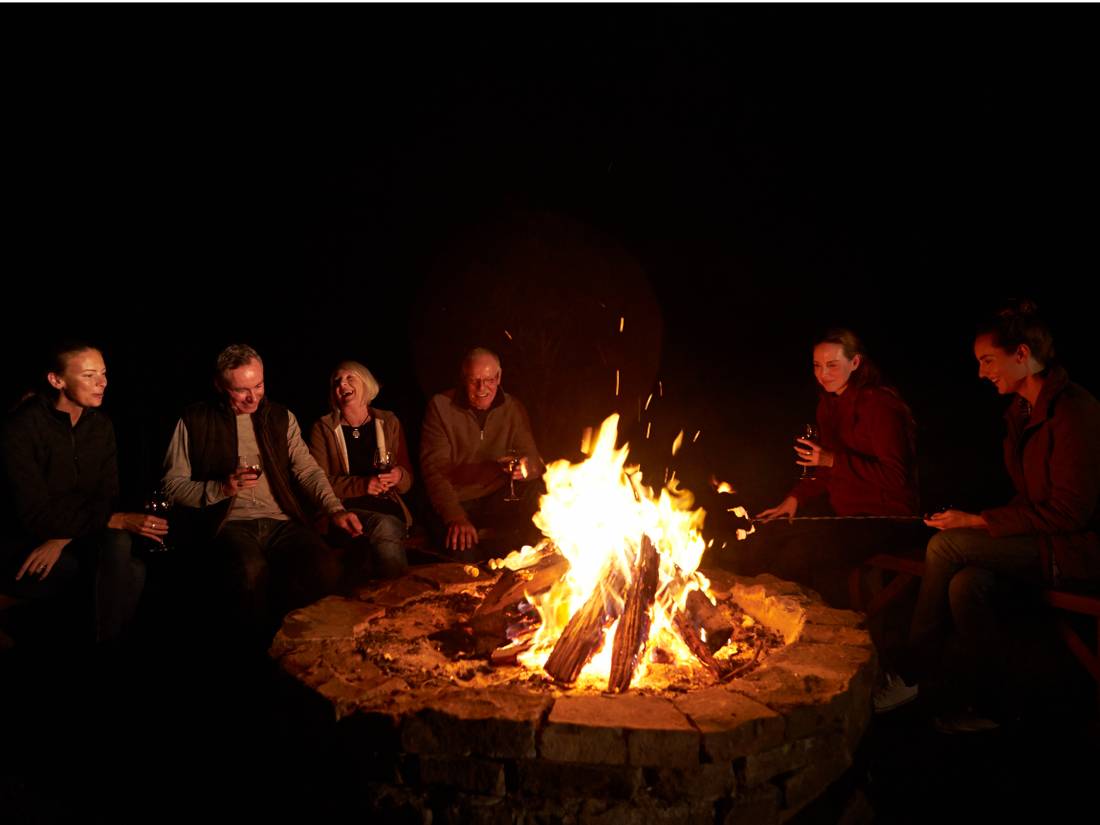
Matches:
[796,424,819,479]
[373,448,393,496]
[237,454,263,503]
[503,447,522,502]
[143,484,172,552]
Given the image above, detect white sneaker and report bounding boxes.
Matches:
[873,672,919,714]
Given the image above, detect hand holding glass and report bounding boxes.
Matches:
[796,424,819,479]
[373,449,394,494]
[237,454,263,503]
[142,485,172,552]
[503,448,522,502]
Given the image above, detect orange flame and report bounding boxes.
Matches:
[517,414,710,686]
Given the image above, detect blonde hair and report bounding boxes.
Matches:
[329,360,380,415]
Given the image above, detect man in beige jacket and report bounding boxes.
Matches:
[420,348,544,561]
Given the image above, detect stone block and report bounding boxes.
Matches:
[797,623,872,647]
[401,687,551,759]
[646,762,736,801]
[270,596,384,656]
[437,794,514,825]
[778,752,855,821]
[742,733,850,787]
[674,687,785,762]
[728,664,850,741]
[723,782,779,825]
[358,576,437,608]
[801,604,864,628]
[542,695,698,768]
[419,755,506,796]
[518,760,643,799]
[579,798,714,825]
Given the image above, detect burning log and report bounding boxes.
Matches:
[608,535,661,693]
[671,609,723,679]
[685,589,734,653]
[471,543,569,641]
[543,561,627,684]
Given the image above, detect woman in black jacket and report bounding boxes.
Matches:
[2,341,165,643]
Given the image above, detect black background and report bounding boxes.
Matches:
[3,9,1100,823]
[3,8,1098,540]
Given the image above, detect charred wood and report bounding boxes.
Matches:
[543,560,628,684]
[685,589,734,653]
[608,535,661,693]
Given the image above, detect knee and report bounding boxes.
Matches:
[231,553,268,592]
[97,530,141,572]
[948,566,997,612]
[925,530,961,566]
[371,516,407,543]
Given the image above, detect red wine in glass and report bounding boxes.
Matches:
[797,424,819,479]
[237,455,263,503]
[373,449,394,495]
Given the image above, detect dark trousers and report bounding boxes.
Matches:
[212,518,342,643]
[429,479,546,564]
[330,509,408,584]
[4,528,145,644]
[906,528,1042,705]
[728,518,929,609]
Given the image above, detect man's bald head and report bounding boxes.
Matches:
[462,348,502,410]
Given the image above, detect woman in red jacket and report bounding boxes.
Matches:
[736,328,922,606]
[905,300,1100,728]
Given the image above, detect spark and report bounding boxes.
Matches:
[645,422,652,439]
[644,393,653,410]
[692,430,701,443]
[671,430,684,456]
[504,330,513,341]
[615,369,620,396]
[619,316,624,333]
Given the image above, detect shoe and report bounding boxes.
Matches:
[933,708,1000,734]
[873,672,919,713]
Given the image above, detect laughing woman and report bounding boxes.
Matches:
[308,361,414,582]
[905,301,1100,726]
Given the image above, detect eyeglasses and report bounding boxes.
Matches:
[464,375,500,387]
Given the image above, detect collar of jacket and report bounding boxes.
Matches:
[35,392,98,430]
[1009,365,1070,430]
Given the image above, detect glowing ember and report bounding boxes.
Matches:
[516,413,713,690]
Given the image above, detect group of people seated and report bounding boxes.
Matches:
[732,300,1100,730]
[0,343,544,648]
[3,299,1098,732]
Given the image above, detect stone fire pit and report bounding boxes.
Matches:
[270,564,876,824]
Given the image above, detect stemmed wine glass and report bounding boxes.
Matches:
[143,484,172,552]
[373,448,393,496]
[503,447,522,502]
[237,454,263,503]
[796,424,819,479]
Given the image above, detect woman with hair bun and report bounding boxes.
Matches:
[738,328,922,607]
[904,300,1100,729]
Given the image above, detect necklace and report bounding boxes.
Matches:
[345,411,370,440]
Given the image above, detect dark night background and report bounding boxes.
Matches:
[3,7,1099,823]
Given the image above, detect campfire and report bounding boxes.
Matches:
[468,413,766,692]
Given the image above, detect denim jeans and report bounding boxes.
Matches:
[341,509,408,582]
[214,518,341,642]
